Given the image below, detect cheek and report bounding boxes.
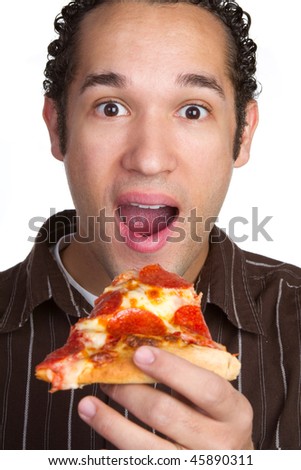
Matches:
[64,125,123,192]
[177,127,235,217]
[63,142,106,215]
[178,127,234,181]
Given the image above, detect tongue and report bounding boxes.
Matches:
[119,205,177,236]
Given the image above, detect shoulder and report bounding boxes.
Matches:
[0,261,27,311]
[241,250,301,328]
[0,260,30,333]
[242,249,301,287]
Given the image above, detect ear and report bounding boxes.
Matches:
[43,97,64,161]
[234,100,259,168]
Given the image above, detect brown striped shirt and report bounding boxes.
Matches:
[1,210,301,449]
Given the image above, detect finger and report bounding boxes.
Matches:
[133,346,248,422]
[78,395,177,450]
[100,382,216,449]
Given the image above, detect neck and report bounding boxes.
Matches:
[60,240,111,296]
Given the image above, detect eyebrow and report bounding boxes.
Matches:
[176,73,225,99]
[80,71,225,99]
[80,72,128,94]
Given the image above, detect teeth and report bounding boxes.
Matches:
[130,203,166,210]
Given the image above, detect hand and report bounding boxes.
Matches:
[78,346,254,450]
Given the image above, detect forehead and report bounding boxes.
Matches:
[74,1,230,87]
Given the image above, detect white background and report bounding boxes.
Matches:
[0,0,300,270]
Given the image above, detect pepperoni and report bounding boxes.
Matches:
[172,305,212,339]
[91,290,123,317]
[38,328,85,366]
[107,308,167,337]
[139,264,192,289]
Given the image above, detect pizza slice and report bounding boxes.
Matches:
[35,264,240,392]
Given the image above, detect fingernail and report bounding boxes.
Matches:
[78,397,97,419]
[134,346,156,365]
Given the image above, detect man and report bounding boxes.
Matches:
[0,0,300,450]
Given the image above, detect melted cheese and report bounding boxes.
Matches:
[74,270,201,346]
[56,360,93,391]
[105,273,200,321]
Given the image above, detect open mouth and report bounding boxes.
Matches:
[118,203,179,238]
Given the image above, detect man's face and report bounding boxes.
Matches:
[46,1,256,282]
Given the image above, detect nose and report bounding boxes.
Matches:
[121,114,178,176]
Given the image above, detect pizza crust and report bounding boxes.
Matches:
[158,342,240,381]
[77,342,240,385]
[36,339,240,391]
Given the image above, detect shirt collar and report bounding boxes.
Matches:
[0,210,93,333]
[196,225,265,336]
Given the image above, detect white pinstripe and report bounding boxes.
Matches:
[295,288,301,448]
[0,333,12,449]
[245,260,285,268]
[68,390,75,450]
[43,311,55,449]
[0,264,22,329]
[62,271,82,317]
[275,279,286,449]
[22,313,34,449]
[228,241,243,392]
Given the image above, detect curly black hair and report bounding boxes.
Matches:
[44,0,259,158]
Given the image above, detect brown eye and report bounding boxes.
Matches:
[178,104,209,120]
[104,103,119,116]
[96,101,128,117]
[186,106,201,119]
